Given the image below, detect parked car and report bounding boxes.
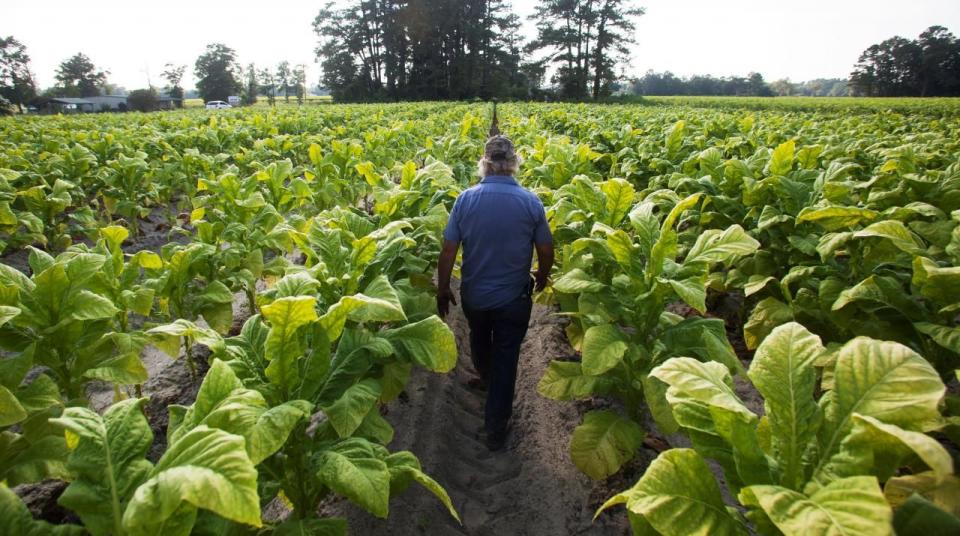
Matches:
[205,100,232,109]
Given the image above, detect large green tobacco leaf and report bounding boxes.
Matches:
[0,483,85,536]
[740,476,891,536]
[0,262,34,292]
[600,178,636,227]
[664,275,708,313]
[317,276,407,341]
[169,360,311,464]
[15,375,61,417]
[664,120,686,160]
[52,399,154,536]
[744,297,794,349]
[570,409,644,480]
[652,358,755,423]
[815,414,953,487]
[914,322,960,353]
[68,289,120,320]
[197,280,234,334]
[812,337,944,491]
[647,193,703,279]
[553,268,605,293]
[831,275,920,318]
[580,324,629,376]
[0,304,21,328]
[0,426,71,486]
[316,439,391,518]
[147,319,223,358]
[382,316,457,373]
[642,375,679,434]
[75,333,150,387]
[596,448,746,536]
[384,451,460,522]
[912,256,960,308]
[537,361,612,401]
[796,205,879,231]
[683,225,760,266]
[768,140,795,176]
[854,220,926,255]
[262,296,318,393]
[884,471,960,518]
[892,494,960,536]
[660,317,742,375]
[651,358,771,490]
[605,229,640,273]
[0,385,25,426]
[322,378,382,438]
[344,275,407,324]
[122,425,261,535]
[747,323,824,491]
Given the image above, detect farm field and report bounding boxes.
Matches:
[1,99,959,535]
[643,95,960,113]
[182,95,334,108]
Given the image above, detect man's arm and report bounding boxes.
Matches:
[436,239,460,318]
[533,242,554,292]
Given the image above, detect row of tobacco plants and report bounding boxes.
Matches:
[0,103,490,535]
[510,102,960,534]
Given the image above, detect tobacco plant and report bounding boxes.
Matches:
[540,185,758,479]
[598,322,955,535]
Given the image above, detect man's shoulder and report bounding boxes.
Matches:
[455,185,482,202]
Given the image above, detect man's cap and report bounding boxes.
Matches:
[484,135,516,161]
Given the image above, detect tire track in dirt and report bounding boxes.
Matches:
[329,283,628,535]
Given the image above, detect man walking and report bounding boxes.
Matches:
[436,135,554,451]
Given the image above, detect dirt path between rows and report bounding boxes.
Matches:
[328,286,629,536]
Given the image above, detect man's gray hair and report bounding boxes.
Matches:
[477,152,522,177]
[478,135,521,177]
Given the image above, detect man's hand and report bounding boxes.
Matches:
[533,270,550,292]
[436,240,460,319]
[533,242,554,293]
[437,286,457,319]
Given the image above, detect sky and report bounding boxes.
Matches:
[2,0,960,91]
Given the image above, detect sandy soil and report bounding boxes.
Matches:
[325,283,630,536]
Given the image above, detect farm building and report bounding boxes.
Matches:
[41,94,182,113]
[85,95,129,111]
[155,96,182,110]
[46,97,96,113]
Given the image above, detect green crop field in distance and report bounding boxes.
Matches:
[0,100,958,535]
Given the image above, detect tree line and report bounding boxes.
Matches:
[313,0,644,101]
[4,20,960,112]
[0,40,312,113]
[630,71,848,97]
[849,25,960,97]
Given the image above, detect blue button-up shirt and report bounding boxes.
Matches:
[443,175,553,311]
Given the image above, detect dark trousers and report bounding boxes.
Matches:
[461,290,533,438]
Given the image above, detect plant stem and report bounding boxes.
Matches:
[183,338,197,378]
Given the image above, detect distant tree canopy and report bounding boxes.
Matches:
[293,64,307,104]
[127,88,158,112]
[314,0,533,101]
[54,53,108,98]
[527,0,644,100]
[276,61,291,102]
[768,78,849,97]
[850,25,960,97]
[631,71,777,97]
[0,36,36,112]
[194,43,241,102]
[161,63,186,104]
[243,63,258,105]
